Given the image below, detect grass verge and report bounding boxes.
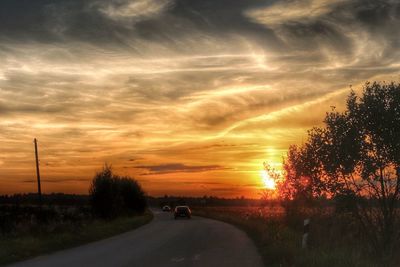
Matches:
[193,207,376,267]
[0,211,153,266]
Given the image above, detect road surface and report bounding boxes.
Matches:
[8,210,264,267]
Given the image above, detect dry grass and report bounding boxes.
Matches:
[193,206,382,267]
[0,207,153,266]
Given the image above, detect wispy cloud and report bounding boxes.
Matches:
[0,0,399,196]
[97,0,173,23]
[246,0,347,26]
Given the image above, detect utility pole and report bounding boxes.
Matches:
[34,138,42,205]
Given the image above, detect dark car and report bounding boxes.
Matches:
[174,206,191,219]
[162,205,171,212]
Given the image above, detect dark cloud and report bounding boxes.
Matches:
[134,0,283,49]
[0,0,398,57]
[0,0,281,51]
[0,1,87,43]
[135,163,229,174]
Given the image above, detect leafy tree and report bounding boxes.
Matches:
[283,82,400,255]
[89,165,147,218]
[89,165,118,218]
[118,177,146,213]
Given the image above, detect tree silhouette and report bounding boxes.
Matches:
[283,82,400,255]
[89,164,147,218]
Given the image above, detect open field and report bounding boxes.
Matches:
[193,206,388,267]
[0,205,153,266]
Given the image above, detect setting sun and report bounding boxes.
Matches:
[261,170,276,190]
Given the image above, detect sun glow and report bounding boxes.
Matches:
[261,170,276,190]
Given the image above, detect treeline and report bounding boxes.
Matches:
[0,193,89,206]
[148,195,278,208]
[1,165,148,220]
[1,165,148,238]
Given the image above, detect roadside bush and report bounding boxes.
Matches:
[89,165,147,218]
[119,177,146,214]
[333,190,357,214]
[89,166,118,218]
[281,198,313,230]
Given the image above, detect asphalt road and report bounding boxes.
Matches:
[8,209,264,267]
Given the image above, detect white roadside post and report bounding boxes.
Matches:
[302,218,310,249]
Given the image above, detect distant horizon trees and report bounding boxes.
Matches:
[280,82,400,256]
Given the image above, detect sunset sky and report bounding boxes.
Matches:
[1,0,399,197]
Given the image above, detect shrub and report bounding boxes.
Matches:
[89,165,146,218]
[118,177,146,214]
